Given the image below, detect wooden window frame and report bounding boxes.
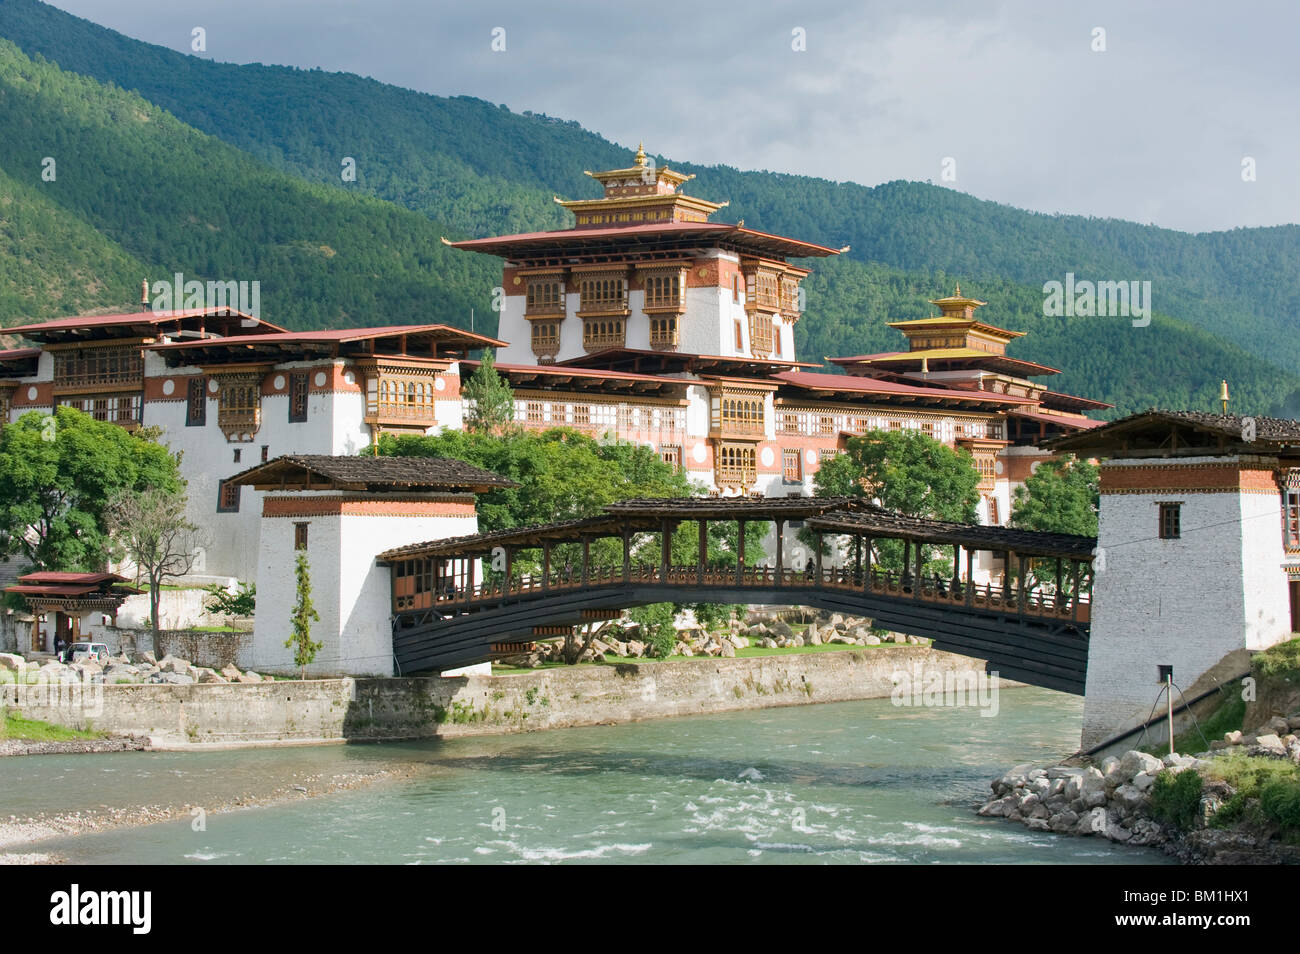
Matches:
[1158,502,1182,540]
[294,522,309,551]
[186,377,207,427]
[288,371,309,423]
[217,479,241,513]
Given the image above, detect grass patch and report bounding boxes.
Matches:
[0,708,103,742]
[493,640,890,671]
[1205,751,1300,836]
[1254,635,1300,679]
[1143,685,1248,756]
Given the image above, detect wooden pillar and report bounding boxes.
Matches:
[468,555,476,596]
[864,537,872,590]
[698,520,708,585]
[1071,561,1081,621]
[965,549,975,606]
[622,528,631,581]
[1017,555,1028,614]
[1054,557,1063,607]
[953,545,961,579]
[737,520,746,585]
[504,547,514,592]
[814,531,824,582]
[775,520,785,581]
[542,541,551,590]
[660,519,671,580]
[31,616,40,654]
[902,539,911,588]
[914,539,924,601]
[581,536,590,586]
[1002,551,1013,602]
[854,536,862,582]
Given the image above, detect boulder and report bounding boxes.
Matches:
[674,642,693,657]
[804,624,822,646]
[152,671,195,685]
[220,665,242,681]
[1251,733,1287,757]
[717,640,736,658]
[236,671,263,684]
[626,640,646,658]
[862,635,881,646]
[1079,807,1108,835]
[1050,810,1079,833]
[140,651,158,665]
[1118,750,1163,781]
[0,653,24,672]
[197,669,228,684]
[1132,771,1159,792]
[1264,716,1292,737]
[769,621,794,639]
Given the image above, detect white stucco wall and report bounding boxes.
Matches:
[1081,465,1293,749]
[245,503,478,677]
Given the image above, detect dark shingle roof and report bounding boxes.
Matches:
[1046,409,1300,456]
[226,454,515,492]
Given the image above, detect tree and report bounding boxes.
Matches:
[628,603,677,658]
[462,348,515,435]
[0,406,182,572]
[286,552,322,678]
[812,429,979,571]
[203,581,256,627]
[106,484,210,656]
[1010,455,1100,536]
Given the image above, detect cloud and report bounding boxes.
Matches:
[41,0,1300,232]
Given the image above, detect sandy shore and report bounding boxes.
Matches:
[0,758,435,863]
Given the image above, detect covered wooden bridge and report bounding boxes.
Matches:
[379,497,1096,693]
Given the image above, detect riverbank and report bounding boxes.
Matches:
[7,644,1006,748]
[0,755,435,863]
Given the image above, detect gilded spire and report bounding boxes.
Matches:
[955,281,962,296]
[634,142,646,167]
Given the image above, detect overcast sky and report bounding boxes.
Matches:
[43,0,1300,233]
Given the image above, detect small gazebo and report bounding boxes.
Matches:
[4,571,142,653]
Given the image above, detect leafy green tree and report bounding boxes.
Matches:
[0,406,182,571]
[203,581,256,626]
[462,348,516,435]
[286,552,322,678]
[105,484,209,656]
[1010,455,1100,536]
[628,603,676,658]
[812,429,979,572]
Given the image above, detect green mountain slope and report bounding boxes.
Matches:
[0,37,500,332]
[2,0,1294,382]
[0,0,1294,417]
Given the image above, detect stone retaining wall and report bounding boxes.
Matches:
[12,647,1006,747]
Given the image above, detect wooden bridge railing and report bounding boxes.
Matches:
[393,562,1091,623]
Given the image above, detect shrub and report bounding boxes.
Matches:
[1149,769,1203,830]
[1259,777,1300,831]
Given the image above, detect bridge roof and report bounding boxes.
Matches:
[804,510,1096,559]
[378,495,1094,562]
[227,454,517,493]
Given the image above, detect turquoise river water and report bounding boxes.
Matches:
[2,687,1169,864]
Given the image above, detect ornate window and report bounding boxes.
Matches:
[782,448,802,483]
[1158,502,1182,540]
[659,444,682,472]
[714,392,765,438]
[531,320,561,359]
[58,394,142,426]
[571,404,591,427]
[1283,472,1299,551]
[51,346,142,390]
[288,371,309,423]
[744,269,780,311]
[642,268,685,310]
[748,314,774,357]
[217,479,241,513]
[779,276,802,319]
[649,315,679,350]
[576,274,627,314]
[715,443,757,488]
[525,278,565,316]
[213,370,264,442]
[294,523,309,551]
[525,401,545,424]
[186,377,207,427]
[987,496,999,526]
[582,317,626,350]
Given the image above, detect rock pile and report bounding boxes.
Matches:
[0,652,267,686]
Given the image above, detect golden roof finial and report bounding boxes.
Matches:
[955,281,962,297]
[634,142,646,167]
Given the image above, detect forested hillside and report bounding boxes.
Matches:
[0,0,1295,416]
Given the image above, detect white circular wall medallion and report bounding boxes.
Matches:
[434,377,446,391]
[692,443,708,464]
[208,379,220,394]
[344,371,356,385]
[272,374,286,390]
[760,447,775,468]
[314,371,327,387]
[26,386,37,401]
[994,460,1004,475]
[806,449,817,466]
[1030,460,1041,474]
[161,379,175,396]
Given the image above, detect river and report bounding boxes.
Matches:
[2,687,1169,864]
